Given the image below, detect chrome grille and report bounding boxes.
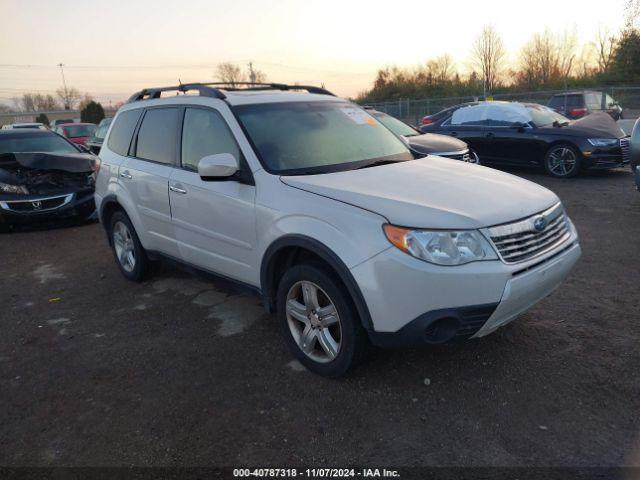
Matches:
[487,203,571,264]
[0,194,73,213]
[441,149,474,163]
[620,137,631,163]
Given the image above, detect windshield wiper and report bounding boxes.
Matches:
[356,159,404,170]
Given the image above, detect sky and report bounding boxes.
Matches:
[0,0,628,108]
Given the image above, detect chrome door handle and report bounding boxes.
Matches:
[169,184,187,194]
[120,170,132,179]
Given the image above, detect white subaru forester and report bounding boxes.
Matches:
[95,83,581,377]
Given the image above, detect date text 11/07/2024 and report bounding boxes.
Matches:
[232,468,401,478]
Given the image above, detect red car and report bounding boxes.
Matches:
[54,122,97,146]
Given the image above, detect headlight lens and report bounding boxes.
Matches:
[383,225,497,265]
[0,182,29,194]
[587,138,619,147]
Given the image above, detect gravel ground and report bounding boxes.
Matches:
[0,167,639,469]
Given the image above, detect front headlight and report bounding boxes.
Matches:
[588,138,618,147]
[0,182,29,195]
[383,224,498,266]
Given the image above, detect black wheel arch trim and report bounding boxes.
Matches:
[260,235,374,332]
[98,193,123,243]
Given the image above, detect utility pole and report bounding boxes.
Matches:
[58,63,69,110]
[248,62,256,83]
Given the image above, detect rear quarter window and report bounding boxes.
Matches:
[107,109,143,156]
[134,108,179,165]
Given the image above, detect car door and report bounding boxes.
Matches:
[169,105,258,285]
[119,107,180,257]
[483,104,538,165]
[439,104,490,159]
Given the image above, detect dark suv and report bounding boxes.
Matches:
[548,91,623,120]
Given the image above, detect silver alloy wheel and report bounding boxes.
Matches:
[112,221,136,273]
[548,147,577,176]
[285,280,342,363]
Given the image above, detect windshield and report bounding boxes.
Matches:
[63,124,97,138]
[372,112,419,137]
[0,133,78,154]
[94,124,109,140]
[235,101,412,174]
[527,105,570,127]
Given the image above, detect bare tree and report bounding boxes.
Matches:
[557,30,578,80]
[471,26,506,95]
[78,93,94,111]
[625,0,640,28]
[596,28,618,73]
[426,54,454,83]
[56,86,81,110]
[13,93,61,112]
[215,62,246,86]
[517,29,577,87]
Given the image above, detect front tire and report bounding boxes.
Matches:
[544,144,581,178]
[276,263,368,377]
[109,211,149,281]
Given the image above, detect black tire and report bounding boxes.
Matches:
[543,143,581,178]
[276,263,368,377]
[109,210,149,282]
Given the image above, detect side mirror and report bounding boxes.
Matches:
[197,153,239,179]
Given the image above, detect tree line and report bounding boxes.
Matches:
[357,2,640,103]
[10,86,98,113]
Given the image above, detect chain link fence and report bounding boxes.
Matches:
[362,86,640,126]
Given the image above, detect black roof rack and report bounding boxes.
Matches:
[126,82,335,103]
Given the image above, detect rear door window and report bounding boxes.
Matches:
[107,109,142,156]
[485,104,531,127]
[450,105,488,126]
[135,108,179,165]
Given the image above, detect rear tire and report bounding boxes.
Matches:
[544,144,581,178]
[109,211,149,282]
[276,263,368,377]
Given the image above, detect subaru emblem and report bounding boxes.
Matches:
[533,216,547,232]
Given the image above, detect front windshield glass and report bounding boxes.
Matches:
[0,133,78,154]
[527,104,570,127]
[64,124,97,138]
[373,112,419,137]
[94,124,109,140]
[235,102,412,174]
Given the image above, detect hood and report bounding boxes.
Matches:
[407,133,468,154]
[281,157,558,229]
[541,112,626,139]
[0,152,95,173]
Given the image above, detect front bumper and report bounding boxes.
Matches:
[352,231,581,347]
[0,189,96,229]
[582,141,630,170]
